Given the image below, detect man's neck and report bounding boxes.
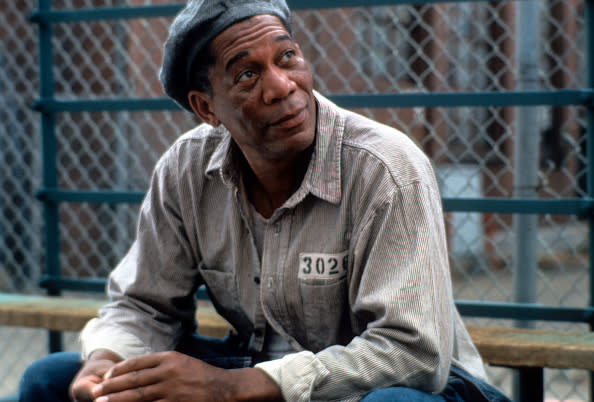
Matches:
[243,147,313,218]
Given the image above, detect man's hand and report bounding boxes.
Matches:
[90,351,282,401]
[69,349,121,402]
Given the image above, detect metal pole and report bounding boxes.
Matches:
[584,1,594,400]
[513,0,541,399]
[113,0,130,259]
[37,0,62,352]
[513,0,541,315]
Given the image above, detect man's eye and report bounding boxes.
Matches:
[237,70,255,82]
[280,50,295,63]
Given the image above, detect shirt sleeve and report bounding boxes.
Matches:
[80,149,202,359]
[257,179,455,401]
[80,316,152,360]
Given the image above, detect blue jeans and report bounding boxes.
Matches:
[19,333,252,402]
[18,351,81,402]
[361,366,511,402]
[19,334,509,402]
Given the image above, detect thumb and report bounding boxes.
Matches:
[70,374,102,402]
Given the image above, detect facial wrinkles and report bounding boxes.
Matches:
[213,20,291,84]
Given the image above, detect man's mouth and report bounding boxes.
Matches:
[270,107,307,129]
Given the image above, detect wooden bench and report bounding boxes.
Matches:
[0,292,230,338]
[2,292,594,401]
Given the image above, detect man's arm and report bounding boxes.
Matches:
[80,145,203,360]
[74,138,282,401]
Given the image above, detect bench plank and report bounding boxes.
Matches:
[0,293,230,337]
[467,325,594,371]
[0,293,103,332]
[3,293,594,371]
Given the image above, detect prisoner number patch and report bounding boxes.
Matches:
[298,251,348,279]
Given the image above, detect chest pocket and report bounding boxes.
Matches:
[198,264,245,332]
[298,251,349,352]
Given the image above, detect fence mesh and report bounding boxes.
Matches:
[0,0,590,399]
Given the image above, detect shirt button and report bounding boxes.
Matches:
[254,276,261,285]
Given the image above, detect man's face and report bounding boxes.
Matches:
[189,15,316,164]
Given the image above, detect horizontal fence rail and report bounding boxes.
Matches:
[30,89,594,113]
[28,0,522,24]
[34,188,594,216]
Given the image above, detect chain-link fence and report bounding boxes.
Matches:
[0,0,590,399]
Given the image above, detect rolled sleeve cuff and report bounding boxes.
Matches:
[80,318,152,360]
[255,351,330,402]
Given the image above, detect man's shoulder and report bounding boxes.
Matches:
[315,93,430,175]
[339,111,433,187]
[153,123,228,181]
[161,123,226,160]
[174,123,225,147]
[342,112,416,148]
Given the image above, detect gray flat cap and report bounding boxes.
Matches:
[160,0,292,112]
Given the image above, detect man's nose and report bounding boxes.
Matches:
[262,66,296,104]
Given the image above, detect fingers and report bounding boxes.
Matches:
[92,352,206,401]
[70,359,118,402]
[105,353,164,379]
[70,374,102,402]
[94,382,162,402]
[94,369,150,398]
[92,353,175,400]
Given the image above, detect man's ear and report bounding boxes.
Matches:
[188,90,220,127]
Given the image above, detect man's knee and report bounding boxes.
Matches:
[19,352,82,402]
[361,386,445,402]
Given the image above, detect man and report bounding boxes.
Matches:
[19,0,510,401]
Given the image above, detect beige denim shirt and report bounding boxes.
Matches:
[81,93,487,402]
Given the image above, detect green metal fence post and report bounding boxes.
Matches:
[585,0,594,400]
[37,0,62,353]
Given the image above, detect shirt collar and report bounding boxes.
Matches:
[204,91,344,204]
[205,126,238,188]
[303,91,343,204]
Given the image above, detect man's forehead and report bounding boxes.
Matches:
[210,15,291,64]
